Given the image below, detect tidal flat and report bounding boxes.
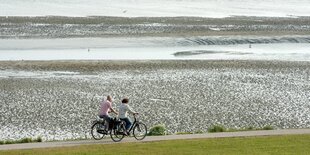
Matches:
[0,60,309,140]
[1,16,310,39]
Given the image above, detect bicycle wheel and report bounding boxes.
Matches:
[110,123,125,142]
[133,122,147,140]
[91,122,107,140]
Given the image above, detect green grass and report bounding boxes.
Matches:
[148,124,166,136]
[208,125,226,133]
[262,126,274,130]
[208,125,274,133]
[1,134,309,155]
[175,131,204,135]
[0,137,42,145]
[176,132,193,135]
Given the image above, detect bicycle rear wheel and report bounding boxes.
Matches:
[133,122,147,140]
[110,122,125,142]
[91,122,107,140]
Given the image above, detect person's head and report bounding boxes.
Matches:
[107,95,112,102]
[122,98,129,104]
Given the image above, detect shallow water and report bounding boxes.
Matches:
[1,0,310,18]
[0,37,310,61]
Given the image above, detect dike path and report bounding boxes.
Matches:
[1,129,310,150]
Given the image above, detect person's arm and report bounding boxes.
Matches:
[110,107,118,115]
[108,101,118,115]
[127,105,138,115]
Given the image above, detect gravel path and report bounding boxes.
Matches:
[0,129,309,151]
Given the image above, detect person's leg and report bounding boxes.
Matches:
[98,115,106,130]
[101,115,112,131]
[120,118,131,135]
[123,117,132,131]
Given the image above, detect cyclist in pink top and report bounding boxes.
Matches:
[98,95,118,131]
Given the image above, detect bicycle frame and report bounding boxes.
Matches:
[125,115,139,133]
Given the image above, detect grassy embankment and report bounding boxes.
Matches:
[1,134,309,155]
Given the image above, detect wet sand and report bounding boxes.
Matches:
[1,16,310,38]
[1,60,310,71]
[0,60,309,140]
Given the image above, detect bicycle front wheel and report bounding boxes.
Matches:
[133,122,147,140]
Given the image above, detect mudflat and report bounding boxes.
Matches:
[1,16,310,38]
[0,60,309,140]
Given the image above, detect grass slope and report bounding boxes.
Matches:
[1,134,309,155]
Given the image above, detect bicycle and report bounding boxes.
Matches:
[110,114,147,142]
[91,114,147,142]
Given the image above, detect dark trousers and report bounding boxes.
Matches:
[99,115,112,130]
[120,117,132,130]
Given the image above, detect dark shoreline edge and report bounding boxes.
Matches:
[0,60,309,72]
[2,15,310,23]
